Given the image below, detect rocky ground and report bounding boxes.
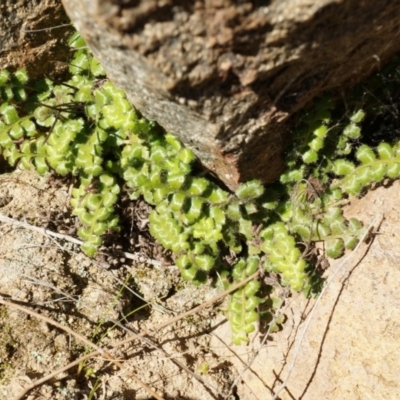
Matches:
[0,169,400,400]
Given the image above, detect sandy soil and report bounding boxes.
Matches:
[1,169,400,400]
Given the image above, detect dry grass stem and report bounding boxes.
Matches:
[3,264,259,400]
[0,298,165,400]
[0,212,165,267]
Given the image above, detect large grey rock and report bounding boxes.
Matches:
[62,0,400,189]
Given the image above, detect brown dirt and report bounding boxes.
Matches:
[0,170,233,400]
[0,1,74,80]
[1,169,400,400]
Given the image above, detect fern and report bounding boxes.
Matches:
[333,143,400,195]
[0,31,399,344]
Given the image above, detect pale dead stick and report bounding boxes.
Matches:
[0,297,164,400]
[271,213,384,400]
[0,216,163,399]
[1,211,220,395]
[21,275,77,303]
[110,318,225,398]
[8,272,259,400]
[0,213,165,267]
[0,212,180,314]
[20,23,73,33]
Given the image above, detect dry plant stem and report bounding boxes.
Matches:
[15,350,101,400]
[0,212,164,267]
[0,298,165,400]
[11,272,259,400]
[0,298,106,353]
[110,318,225,398]
[271,213,384,400]
[22,275,77,303]
[144,271,259,334]
[110,270,176,315]
[20,23,72,32]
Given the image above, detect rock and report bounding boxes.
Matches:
[0,0,74,80]
[211,181,400,399]
[62,0,400,189]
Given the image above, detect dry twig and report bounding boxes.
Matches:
[0,298,164,400]
[0,212,165,267]
[110,318,225,398]
[5,271,259,400]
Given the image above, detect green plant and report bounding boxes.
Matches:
[1,32,400,345]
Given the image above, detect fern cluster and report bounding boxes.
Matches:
[333,142,400,194]
[1,32,400,344]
